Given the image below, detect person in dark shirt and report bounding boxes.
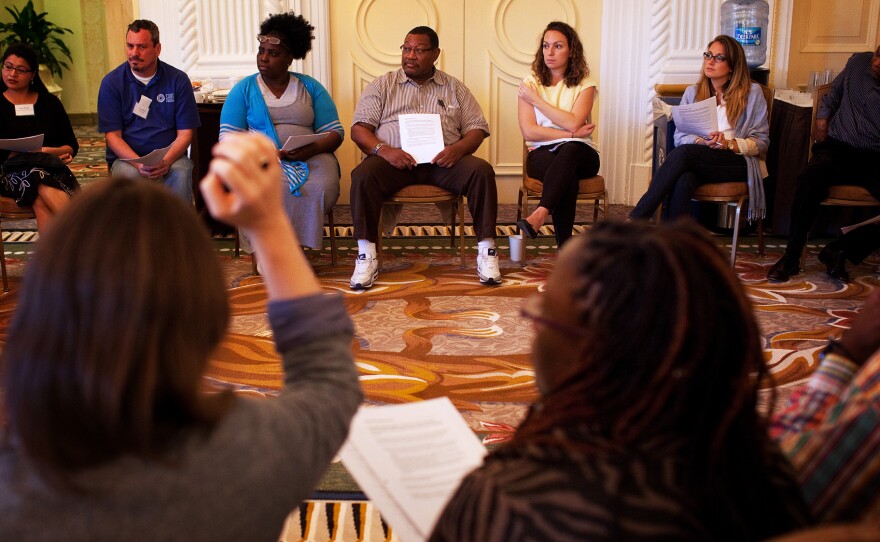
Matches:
[431,220,811,541]
[768,45,880,282]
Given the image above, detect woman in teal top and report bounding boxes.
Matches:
[220,12,344,251]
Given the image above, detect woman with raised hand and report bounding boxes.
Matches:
[517,21,600,247]
[220,11,343,253]
[431,220,810,541]
[630,35,769,222]
[0,132,362,540]
[0,42,79,232]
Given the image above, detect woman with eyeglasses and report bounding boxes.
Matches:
[0,43,79,233]
[630,35,769,222]
[517,21,600,247]
[220,11,343,256]
[431,219,811,541]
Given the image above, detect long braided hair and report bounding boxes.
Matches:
[512,219,771,462]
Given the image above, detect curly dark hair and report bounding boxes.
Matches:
[259,12,314,60]
[531,21,590,87]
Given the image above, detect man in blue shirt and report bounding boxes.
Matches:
[768,45,880,282]
[97,20,200,203]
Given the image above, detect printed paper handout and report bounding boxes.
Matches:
[119,144,173,167]
[281,133,329,152]
[339,397,487,542]
[398,114,444,164]
[0,134,44,153]
[671,96,718,137]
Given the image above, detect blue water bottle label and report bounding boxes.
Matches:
[735,27,762,46]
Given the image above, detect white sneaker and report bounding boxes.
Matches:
[477,248,502,285]
[350,253,379,290]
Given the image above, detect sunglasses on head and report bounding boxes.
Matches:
[703,51,727,63]
[257,35,283,46]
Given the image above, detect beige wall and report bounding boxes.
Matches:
[0,0,124,115]
[786,0,880,89]
[329,0,602,204]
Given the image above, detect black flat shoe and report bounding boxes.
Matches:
[818,244,850,283]
[517,218,538,239]
[767,255,800,282]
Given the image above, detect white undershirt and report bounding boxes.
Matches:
[131,70,154,86]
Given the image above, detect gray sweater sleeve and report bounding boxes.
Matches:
[172,292,363,539]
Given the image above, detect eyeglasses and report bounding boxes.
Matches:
[2,63,33,74]
[257,35,283,45]
[400,46,435,57]
[702,51,727,63]
[520,294,590,338]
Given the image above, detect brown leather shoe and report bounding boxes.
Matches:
[767,255,800,282]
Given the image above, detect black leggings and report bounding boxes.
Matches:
[526,142,600,246]
[630,144,747,220]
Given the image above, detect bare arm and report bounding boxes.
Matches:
[105,130,140,161]
[40,145,76,165]
[351,121,417,170]
[518,81,595,134]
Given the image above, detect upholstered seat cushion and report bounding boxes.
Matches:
[692,182,749,198]
[0,196,35,218]
[825,185,880,203]
[389,184,459,202]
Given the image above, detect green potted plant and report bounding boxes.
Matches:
[0,0,73,81]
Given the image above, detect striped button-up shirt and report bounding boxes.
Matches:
[352,68,489,149]
[819,50,880,151]
[771,349,880,523]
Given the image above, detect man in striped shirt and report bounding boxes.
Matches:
[768,45,880,282]
[348,26,500,290]
[771,289,880,523]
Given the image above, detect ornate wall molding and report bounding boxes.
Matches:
[138,0,332,88]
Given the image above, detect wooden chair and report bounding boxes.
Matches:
[378,184,465,269]
[799,83,880,268]
[517,144,606,262]
[0,196,36,293]
[656,83,771,268]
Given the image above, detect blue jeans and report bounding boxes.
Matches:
[110,156,194,204]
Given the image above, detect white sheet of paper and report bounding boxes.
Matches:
[339,397,487,542]
[841,214,880,234]
[281,133,329,152]
[119,144,172,166]
[671,96,719,137]
[0,134,44,153]
[398,113,444,164]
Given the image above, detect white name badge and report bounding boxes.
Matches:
[133,95,152,119]
[14,104,35,116]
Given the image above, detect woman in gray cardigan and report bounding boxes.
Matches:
[630,35,770,222]
[0,133,363,541]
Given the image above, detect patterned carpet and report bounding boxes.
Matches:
[1,128,877,541]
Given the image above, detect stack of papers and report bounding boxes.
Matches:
[210,89,230,104]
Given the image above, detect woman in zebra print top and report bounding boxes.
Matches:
[431,220,811,541]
